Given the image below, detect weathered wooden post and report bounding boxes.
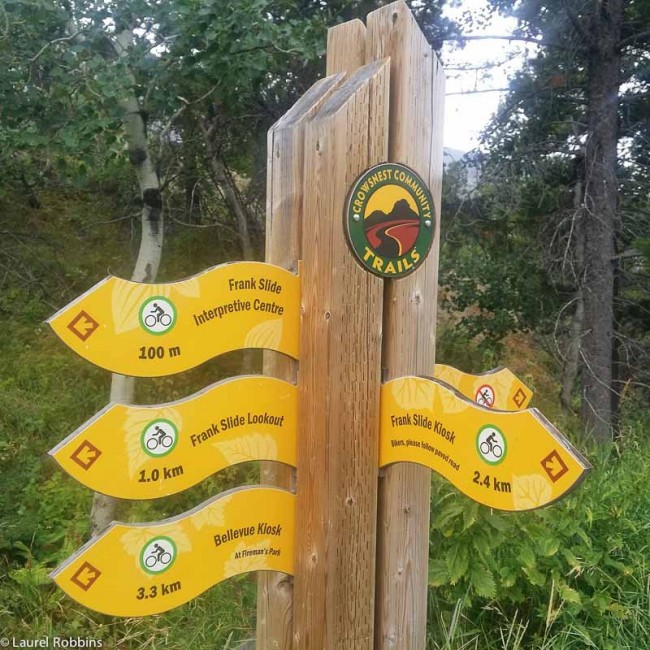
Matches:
[260,3,445,648]
[257,73,345,649]
[367,5,445,648]
[291,58,390,649]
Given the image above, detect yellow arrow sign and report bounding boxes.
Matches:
[380,377,591,511]
[50,486,295,617]
[433,364,533,410]
[49,376,297,499]
[47,262,300,377]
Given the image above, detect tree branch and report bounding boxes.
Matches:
[621,28,650,47]
[158,84,219,147]
[30,31,82,63]
[561,0,596,50]
[446,34,547,46]
[446,87,511,96]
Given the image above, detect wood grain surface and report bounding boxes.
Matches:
[257,73,345,650]
[292,59,390,650]
[366,2,445,649]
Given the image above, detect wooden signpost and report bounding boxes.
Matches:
[45,2,591,648]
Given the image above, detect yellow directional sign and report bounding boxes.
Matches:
[49,376,297,499]
[380,377,590,511]
[434,364,533,410]
[47,262,300,377]
[50,486,295,617]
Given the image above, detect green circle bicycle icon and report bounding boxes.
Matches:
[139,536,177,575]
[141,419,178,458]
[139,296,177,335]
[476,424,507,465]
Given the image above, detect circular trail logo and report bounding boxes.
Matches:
[139,296,176,335]
[345,162,435,278]
[140,536,177,574]
[476,424,507,465]
[141,419,178,458]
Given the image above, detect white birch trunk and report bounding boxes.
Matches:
[90,28,163,536]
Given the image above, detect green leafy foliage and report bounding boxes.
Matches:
[427,436,650,649]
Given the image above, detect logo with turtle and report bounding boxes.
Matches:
[345,163,435,278]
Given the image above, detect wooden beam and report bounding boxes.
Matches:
[292,58,390,650]
[257,73,345,650]
[326,19,366,76]
[366,2,445,648]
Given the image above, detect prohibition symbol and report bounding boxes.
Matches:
[475,384,495,408]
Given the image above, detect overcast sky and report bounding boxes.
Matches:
[441,0,531,152]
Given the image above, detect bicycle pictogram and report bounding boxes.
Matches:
[480,432,502,458]
[146,426,174,451]
[144,304,172,329]
[140,536,177,574]
[139,296,176,334]
[476,425,506,465]
[141,419,178,458]
[475,384,495,408]
[144,543,172,569]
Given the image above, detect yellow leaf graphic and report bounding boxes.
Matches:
[213,434,278,465]
[223,541,271,578]
[112,281,169,335]
[436,383,470,415]
[123,407,182,479]
[434,365,462,386]
[119,528,155,556]
[391,377,435,409]
[493,370,515,400]
[174,277,200,298]
[512,474,552,509]
[244,318,283,350]
[191,496,232,531]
